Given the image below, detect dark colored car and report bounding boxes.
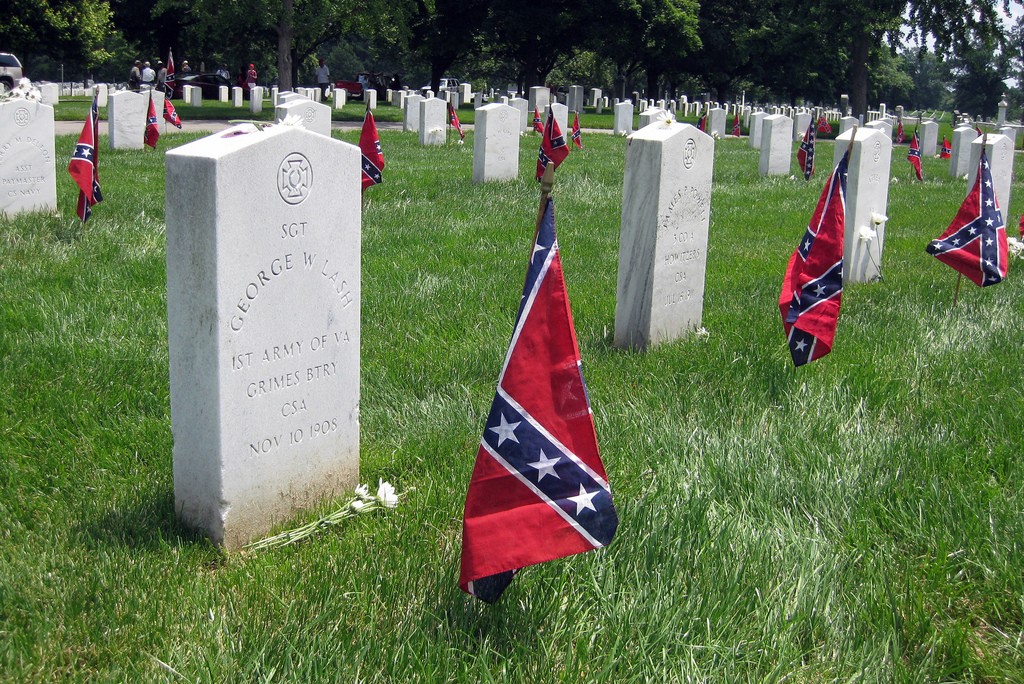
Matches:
[170,72,245,100]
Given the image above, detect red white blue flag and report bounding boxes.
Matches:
[926,151,1008,287]
[67,95,103,222]
[732,113,741,137]
[533,107,544,134]
[165,48,176,98]
[797,117,816,181]
[697,112,707,132]
[896,119,905,144]
[779,150,848,366]
[144,92,160,148]
[940,137,951,159]
[570,111,583,149]
[536,110,569,180]
[908,129,923,180]
[359,109,384,191]
[163,97,182,128]
[816,115,832,134]
[448,102,465,142]
[459,198,618,603]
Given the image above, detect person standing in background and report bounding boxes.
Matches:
[129,60,142,91]
[141,61,155,89]
[316,58,331,100]
[155,61,167,91]
[246,63,258,92]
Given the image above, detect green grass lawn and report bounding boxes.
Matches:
[2,126,1023,681]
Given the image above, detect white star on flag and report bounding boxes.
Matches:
[569,484,598,514]
[489,414,521,446]
[528,450,560,481]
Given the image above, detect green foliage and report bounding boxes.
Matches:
[2,122,1024,680]
[3,0,115,75]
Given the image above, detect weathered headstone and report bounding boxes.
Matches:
[419,97,446,145]
[0,99,57,216]
[190,87,203,108]
[614,122,714,350]
[748,111,767,149]
[949,125,977,177]
[108,90,147,149]
[591,88,602,107]
[759,114,793,176]
[474,92,483,109]
[969,134,1013,224]
[834,127,891,282]
[276,98,332,138]
[403,94,424,133]
[165,123,361,549]
[613,101,634,136]
[94,83,108,108]
[38,83,59,106]
[920,120,938,156]
[567,85,584,113]
[473,103,520,183]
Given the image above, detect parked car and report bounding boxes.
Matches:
[420,77,461,94]
[170,72,243,100]
[334,72,387,100]
[0,53,24,94]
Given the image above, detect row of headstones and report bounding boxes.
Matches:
[162,113,1015,548]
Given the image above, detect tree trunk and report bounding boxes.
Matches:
[646,68,660,100]
[276,0,294,91]
[849,29,870,118]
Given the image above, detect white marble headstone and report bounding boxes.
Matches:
[794,112,811,141]
[638,107,668,128]
[509,97,529,134]
[94,83,108,108]
[949,125,978,177]
[0,100,57,216]
[839,116,857,136]
[232,87,243,107]
[864,119,891,139]
[419,97,446,145]
[920,120,938,156]
[748,111,767,149]
[759,114,793,176]
[249,87,264,114]
[834,127,891,282]
[276,98,332,138]
[166,124,361,549]
[549,102,569,137]
[219,85,229,102]
[38,83,59,106]
[473,103,520,183]
[366,90,377,110]
[528,86,549,115]
[404,94,424,133]
[333,88,346,110]
[613,101,634,136]
[969,134,1013,225]
[709,107,727,138]
[107,90,147,149]
[614,122,714,350]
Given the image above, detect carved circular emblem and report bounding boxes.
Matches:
[14,107,31,127]
[304,107,316,124]
[499,110,508,122]
[873,139,881,163]
[278,152,312,205]
[682,138,697,169]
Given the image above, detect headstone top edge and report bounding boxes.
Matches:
[628,121,709,142]
[166,123,349,159]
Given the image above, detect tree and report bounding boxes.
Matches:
[484,0,589,91]
[3,0,116,76]
[407,0,488,93]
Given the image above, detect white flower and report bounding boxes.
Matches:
[1008,237,1024,259]
[870,212,887,225]
[350,498,372,513]
[353,483,371,499]
[377,479,399,508]
[858,225,877,243]
[891,177,899,184]
[694,327,710,341]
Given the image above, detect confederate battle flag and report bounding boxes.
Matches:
[940,137,951,159]
[144,92,160,148]
[164,48,176,98]
[816,115,832,134]
[533,107,544,134]
[163,97,182,128]
[448,102,465,142]
[459,197,618,603]
[732,113,741,137]
[570,111,583,149]
[67,96,103,222]
[926,150,1008,287]
[779,149,849,366]
[536,109,569,180]
[908,129,923,180]
[359,108,385,190]
[797,116,816,181]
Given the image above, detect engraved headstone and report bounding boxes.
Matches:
[276,98,332,138]
[949,125,978,177]
[403,94,424,133]
[613,101,634,136]
[550,102,569,136]
[0,99,57,216]
[107,90,147,149]
[969,134,1013,224]
[166,124,361,549]
[759,114,793,176]
[834,127,891,282]
[473,103,520,183]
[528,86,549,115]
[614,122,714,350]
[638,107,668,128]
[419,97,446,145]
[708,106,727,137]
[249,87,264,114]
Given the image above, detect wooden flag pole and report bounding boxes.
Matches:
[535,163,555,236]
